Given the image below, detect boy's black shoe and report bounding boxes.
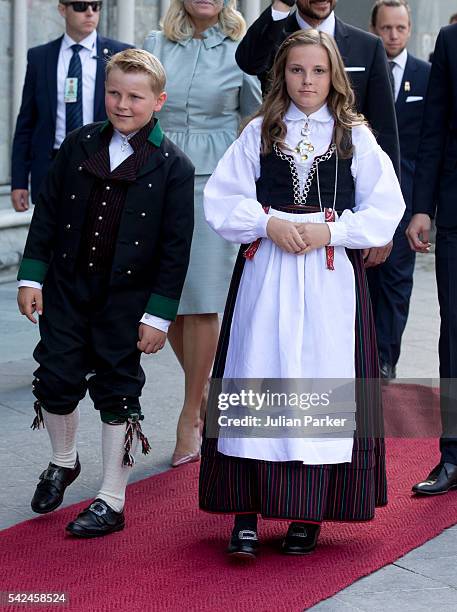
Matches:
[31,456,81,514]
[227,528,259,559]
[66,499,125,538]
[282,523,321,555]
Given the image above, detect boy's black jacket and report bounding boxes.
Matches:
[17,120,195,321]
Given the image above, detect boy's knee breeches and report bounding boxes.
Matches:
[31,369,145,423]
[31,265,149,423]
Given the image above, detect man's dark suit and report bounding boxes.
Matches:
[413,24,457,464]
[368,53,430,370]
[11,34,132,203]
[235,7,400,174]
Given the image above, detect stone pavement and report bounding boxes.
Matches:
[1,253,456,611]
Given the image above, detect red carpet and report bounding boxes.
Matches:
[1,384,457,612]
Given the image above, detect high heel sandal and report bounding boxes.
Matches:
[170,450,200,468]
[170,418,203,468]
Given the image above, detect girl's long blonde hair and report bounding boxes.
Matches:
[253,30,366,158]
[162,0,246,42]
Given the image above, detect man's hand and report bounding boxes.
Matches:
[11,189,30,212]
[406,213,432,253]
[362,242,393,268]
[18,287,43,324]
[137,324,166,354]
[294,222,331,254]
[267,217,307,253]
[11,189,29,212]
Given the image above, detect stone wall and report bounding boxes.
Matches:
[108,0,160,46]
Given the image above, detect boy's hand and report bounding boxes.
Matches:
[18,287,43,324]
[137,324,167,354]
[294,222,331,254]
[267,217,307,253]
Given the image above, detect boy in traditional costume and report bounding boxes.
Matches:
[17,49,194,537]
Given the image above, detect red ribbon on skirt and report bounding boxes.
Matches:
[324,208,335,271]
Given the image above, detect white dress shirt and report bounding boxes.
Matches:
[108,129,136,171]
[272,7,336,37]
[389,48,408,102]
[19,127,171,334]
[204,102,405,248]
[54,30,98,149]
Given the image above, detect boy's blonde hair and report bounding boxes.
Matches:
[106,49,166,94]
[162,0,245,42]
[253,30,366,159]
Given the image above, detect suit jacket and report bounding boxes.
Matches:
[395,53,430,213]
[235,7,400,175]
[17,121,195,321]
[413,24,457,228]
[11,34,133,203]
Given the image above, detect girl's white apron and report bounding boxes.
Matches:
[218,209,356,465]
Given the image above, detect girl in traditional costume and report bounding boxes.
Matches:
[199,30,405,558]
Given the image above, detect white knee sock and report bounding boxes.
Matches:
[96,422,138,513]
[42,408,79,468]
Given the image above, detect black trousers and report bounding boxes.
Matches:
[32,263,150,421]
[367,216,416,368]
[436,228,457,464]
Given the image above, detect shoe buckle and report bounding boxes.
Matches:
[291,528,308,538]
[89,501,107,516]
[41,467,58,481]
[238,529,258,541]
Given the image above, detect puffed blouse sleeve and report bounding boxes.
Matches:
[327,124,406,249]
[203,118,269,244]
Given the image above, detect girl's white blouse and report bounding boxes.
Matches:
[204,102,405,246]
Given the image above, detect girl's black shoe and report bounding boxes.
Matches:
[282,522,321,555]
[227,528,259,559]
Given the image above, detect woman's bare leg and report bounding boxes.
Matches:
[168,313,219,463]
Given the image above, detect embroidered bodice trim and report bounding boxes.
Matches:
[273,143,337,207]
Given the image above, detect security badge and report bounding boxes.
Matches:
[404,81,411,92]
[64,78,78,103]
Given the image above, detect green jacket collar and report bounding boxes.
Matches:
[100,119,164,148]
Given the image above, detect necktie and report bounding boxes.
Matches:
[389,60,396,98]
[66,44,83,135]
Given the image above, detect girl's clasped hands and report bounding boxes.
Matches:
[266,216,331,255]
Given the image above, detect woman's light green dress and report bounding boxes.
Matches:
[144,26,261,314]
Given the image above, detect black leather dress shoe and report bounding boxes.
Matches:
[227,528,259,559]
[282,523,321,555]
[66,499,125,538]
[412,462,457,495]
[380,361,396,380]
[31,456,81,514]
